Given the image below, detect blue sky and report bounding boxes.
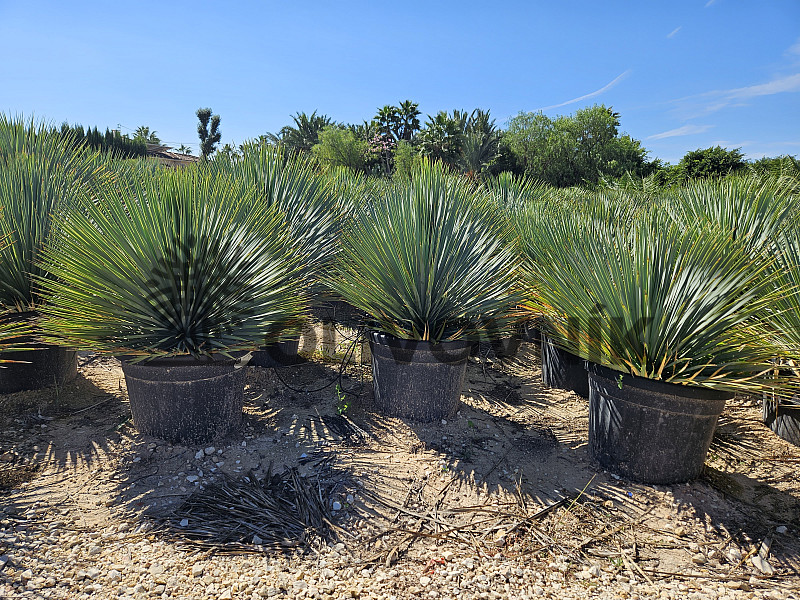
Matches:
[1,0,798,163]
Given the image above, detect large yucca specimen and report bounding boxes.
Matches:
[39,167,305,359]
[331,160,519,342]
[765,225,800,401]
[520,203,781,392]
[0,115,105,313]
[206,143,342,278]
[668,176,796,256]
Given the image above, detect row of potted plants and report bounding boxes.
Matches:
[515,177,800,482]
[1,115,798,486]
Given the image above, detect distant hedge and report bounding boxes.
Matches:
[59,123,148,158]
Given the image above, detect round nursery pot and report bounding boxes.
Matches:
[121,355,246,444]
[540,332,589,398]
[311,298,365,327]
[249,336,301,368]
[491,334,523,358]
[469,333,523,359]
[588,363,731,484]
[368,331,471,422]
[763,392,800,447]
[0,345,78,394]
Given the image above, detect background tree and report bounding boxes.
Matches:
[417,110,467,166]
[505,104,651,187]
[392,140,423,179]
[133,125,161,144]
[176,144,193,155]
[311,126,368,171]
[373,100,421,142]
[678,146,745,179]
[459,109,501,178]
[271,111,333,153]
[196,107,222,159]
[58,122,146,158]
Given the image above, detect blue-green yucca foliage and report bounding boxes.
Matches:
[39,166,307,360]
[205,143,343,280]
[331,160,520,342]
[0,115,105,314]
[517,179,787,392]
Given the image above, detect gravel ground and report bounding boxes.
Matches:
[1,326,799,599]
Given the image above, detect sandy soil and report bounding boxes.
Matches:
[0,322,798,599]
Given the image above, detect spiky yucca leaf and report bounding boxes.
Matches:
[38,168,305,359]
[521,207,781,391]
[668,176,796,256]
[483,172,553,209]
[206,144,341,277]
[764,225,800,404]
[0,115,106,311]
[331,161,519,342]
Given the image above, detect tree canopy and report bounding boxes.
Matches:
[505,105,652,187]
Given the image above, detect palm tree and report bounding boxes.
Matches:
[417,111,467,166]
[176,144,193,155]
[460,109,501,178]
[134,126,161,144]
[396,100,421,141]
[275,111,334,153]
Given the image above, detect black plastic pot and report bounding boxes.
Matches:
[0,345,78,394]
[521,322,542,345]
[311,298,366,327]
[588,363,731,484]
[763,392,800,447]
[368,331,471,422]
[540,332,589,398]
[492,334,524,358]
[470,333,524,359]
[249,336,301,368]
[121,355,246,444]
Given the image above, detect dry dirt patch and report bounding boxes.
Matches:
[0,337,798,599]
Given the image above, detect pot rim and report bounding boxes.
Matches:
[588,362,733,401]
[121,351,247,368]
[368,330,472,351]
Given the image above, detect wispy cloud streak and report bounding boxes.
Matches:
[647,124,713,140]
[667,26,681,39]
[534,70,632,112]
[672,72,800,118]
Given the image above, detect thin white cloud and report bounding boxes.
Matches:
[672,72,800,119]
[647,124,713,140]
[534,70,632,112]
[786,37,800,56]
[667,26,682,39]
[722,72,800,100]
[705,0,718,7]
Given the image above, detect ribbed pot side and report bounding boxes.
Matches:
[540,332,589,398]
[368,331,471,423]
[121,357,245,444]
[588,363,730,484]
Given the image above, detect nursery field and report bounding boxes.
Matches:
[0,326,798,600]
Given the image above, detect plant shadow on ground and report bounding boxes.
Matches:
[0,353,129,504]
[5,341,798,586]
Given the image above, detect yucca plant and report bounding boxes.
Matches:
[762,225,800,444]
[520,197,786,482]
[667,176,796,257]
[484,173,559,348]
[38,166,306,360]
[206,143,342,278]
[522,208,780,391]
[331,160,519,342]
[0,115,105,313]
[0,116,107,391]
